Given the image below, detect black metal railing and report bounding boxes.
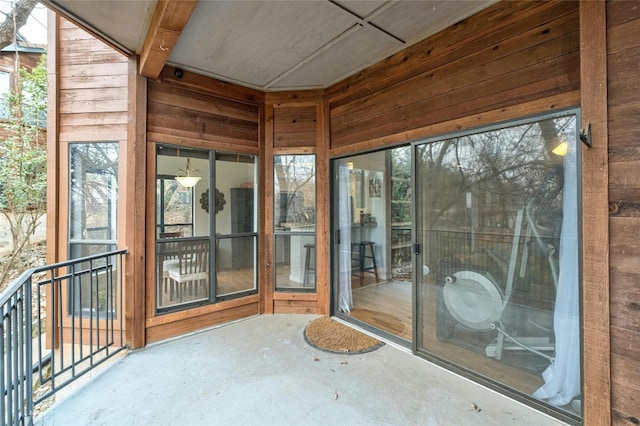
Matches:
[0,249,127,425]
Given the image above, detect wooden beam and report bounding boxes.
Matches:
[139,0,198,79]
[124,57,148,349]
[579,1,611,425]
[315,95,330,316]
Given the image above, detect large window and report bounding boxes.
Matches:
[416,112,581,418]
[68,142,119,316]
[273,155,316,291]
[155,146,258,312]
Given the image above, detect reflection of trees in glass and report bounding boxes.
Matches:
[274,155,316,226]
[70,143,119,241]
[418,116,575,267]
[420,118,572,228]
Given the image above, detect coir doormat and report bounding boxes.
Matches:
[304,316,384,354]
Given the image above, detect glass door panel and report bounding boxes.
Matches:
[334,149,412,342]
[415,113,581,416]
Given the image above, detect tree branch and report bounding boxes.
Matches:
[0,0,39,50]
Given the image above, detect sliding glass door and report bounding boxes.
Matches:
[333,149,412,343]
[415,112,581,416]
[332,110,581,418]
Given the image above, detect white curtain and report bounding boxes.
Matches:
[338,160,353,312]
[533,136,580,406]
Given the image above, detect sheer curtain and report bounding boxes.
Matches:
[533,135,580,406]
[337,160,353,312]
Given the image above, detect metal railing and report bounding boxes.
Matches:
[0,249,127,425]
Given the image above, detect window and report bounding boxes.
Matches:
[273,155,316,291]
[68,142,119,316]
[416,111,581,418]
[156,176,194,237]
[0,71,10,119]
[155,146,259,312]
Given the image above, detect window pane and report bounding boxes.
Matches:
[68,244,118,317]
[333,150,412,341]
[216,236,256,297]
[0,71,9,118]
[69,143,119,241]
[216,153,257,235]
[274,155,316,228]
[155,146,211,310]
[215,153,258,297]
[157,237,210,308]
[156,178,194,237]
[274,155,316,291]
[416,114,580,415]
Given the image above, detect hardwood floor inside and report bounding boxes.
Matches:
[157,267,256,309]
[345,278,547,396]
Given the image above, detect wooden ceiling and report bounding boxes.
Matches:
[44,0,497,91]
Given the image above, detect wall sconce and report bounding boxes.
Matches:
[175,158,201,188]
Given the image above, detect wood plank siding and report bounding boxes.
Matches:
[56,19,129,144]
[327,1,580,154]
[264,90,327,314]
[607,1,640,424]
[147,67,261,153]
[49,16,131,340]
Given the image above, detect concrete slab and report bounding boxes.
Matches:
[35,314,567,426]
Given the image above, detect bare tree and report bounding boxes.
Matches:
[0,0,39,50]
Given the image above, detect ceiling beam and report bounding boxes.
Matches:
[139,0,199,79]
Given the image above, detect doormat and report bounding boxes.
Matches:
[304,316,384,354]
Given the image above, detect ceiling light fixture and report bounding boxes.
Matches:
[175,158,201,188]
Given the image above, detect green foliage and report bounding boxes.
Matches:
[0,54,47,286]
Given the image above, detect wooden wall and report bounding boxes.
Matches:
[147,66,261,152]
[607,1,640,424]
[327,1,580,154]
[0,51,42,77]
[264,90,329,315]
[48,16,130,340]
[56,19,129,144]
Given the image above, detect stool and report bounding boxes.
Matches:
[351,241,379,284]
[303,243,315,286]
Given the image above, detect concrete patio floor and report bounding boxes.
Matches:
[35,314,567,426]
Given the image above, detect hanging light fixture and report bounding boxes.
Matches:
[175,157,201,188]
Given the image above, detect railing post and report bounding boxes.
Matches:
[25,277,33,425]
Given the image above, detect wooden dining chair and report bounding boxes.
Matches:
[166,239,210,303]
[158,232,182,304]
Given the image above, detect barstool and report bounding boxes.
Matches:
[351,241,379,284]
[303,243,315,286]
